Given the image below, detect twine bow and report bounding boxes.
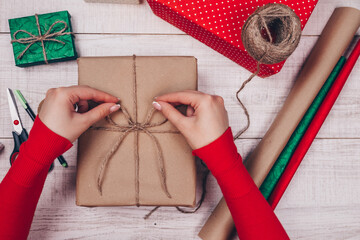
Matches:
[91,55,178,206]
[10,14,74,64]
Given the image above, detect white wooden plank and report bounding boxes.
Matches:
[275,138,360,239]
[276,206,360,240]
[1,138,360,239]
[275,138,360,208]
[1,34,360,139]
[0,0,359,35]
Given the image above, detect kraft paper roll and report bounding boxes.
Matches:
[259,56,346,199]
[199,7,360,240]
[269,37,360,209]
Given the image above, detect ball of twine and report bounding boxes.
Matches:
[241,3,301,65]
[234,4,301,140]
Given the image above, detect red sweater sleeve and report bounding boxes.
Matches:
[0,117,72,240]
[193,128,289,240]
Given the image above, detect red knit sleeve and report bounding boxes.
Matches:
[193,128,289,240]
[0,117,72,240]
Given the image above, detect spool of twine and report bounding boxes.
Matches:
[234,3,301,139]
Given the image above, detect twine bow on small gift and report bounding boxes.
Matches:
[91,55,179,206]
[10,14,74,64]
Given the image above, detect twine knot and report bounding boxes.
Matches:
[10,14,74,64]
[132,123,145,131]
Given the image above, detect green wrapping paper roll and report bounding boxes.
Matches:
[260,56,346,199]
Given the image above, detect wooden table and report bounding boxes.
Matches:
[1,0,360,239]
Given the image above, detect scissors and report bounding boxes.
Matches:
[7,88,53,172]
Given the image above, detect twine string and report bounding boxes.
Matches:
[144,160,210,219]
[233,62,261,140]
[10,14,74,64]
[133,56,140,206]
[175,165,210,214]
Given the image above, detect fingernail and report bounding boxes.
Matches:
[152,101,161,111]
[110,104,121,113]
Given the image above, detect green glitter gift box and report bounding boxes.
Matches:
[9,11,77,67]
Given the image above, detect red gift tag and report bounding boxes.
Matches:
[148,0,318,77]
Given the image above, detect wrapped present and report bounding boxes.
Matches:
[9,11,77,67]
[84,0,140,4]
[76,56,197,207]
[147,0,318,77]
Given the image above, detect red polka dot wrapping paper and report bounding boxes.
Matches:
[147,0,318,77]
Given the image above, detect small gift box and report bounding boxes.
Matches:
[147,0,318,77]
[9,11,77,67]
[76,56,197,207]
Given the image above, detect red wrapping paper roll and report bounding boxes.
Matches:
[268,38,360,209]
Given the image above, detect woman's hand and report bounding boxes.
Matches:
[153,90,229,149]
[39,85,120,142]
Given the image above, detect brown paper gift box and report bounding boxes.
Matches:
[76,56,197,207]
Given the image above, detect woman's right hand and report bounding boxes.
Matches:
[39,85,120,143]
[152,90,229,150]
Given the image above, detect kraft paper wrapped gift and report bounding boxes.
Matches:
[76,56,197,207]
